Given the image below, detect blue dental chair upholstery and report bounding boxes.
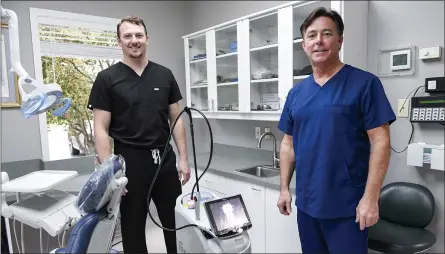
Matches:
[53,154,127,254]
[55,213,100,254]
[368,182,436,254]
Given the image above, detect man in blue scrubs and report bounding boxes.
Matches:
[277,7,396,254]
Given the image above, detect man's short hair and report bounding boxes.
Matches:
[300,7,344,37]
[117,15,148,38]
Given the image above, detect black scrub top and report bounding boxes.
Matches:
[87,61,183,149]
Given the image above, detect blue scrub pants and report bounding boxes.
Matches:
[297,208,368,254]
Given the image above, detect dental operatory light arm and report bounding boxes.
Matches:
[1,5,71,118]
[2,7,29,78]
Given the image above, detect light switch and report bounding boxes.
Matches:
[419,46,442,60]
[397,99,410,118]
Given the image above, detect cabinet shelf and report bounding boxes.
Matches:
[190,58,206,64]
[191,84,208,88]
[184,1,369,121]
[251,78,278,83]
[293,75,309,80]
[251,110,281,114]
[216,52,237,59]
[250,44,278,52]
[217,81,238,86]
[293,38,303,44]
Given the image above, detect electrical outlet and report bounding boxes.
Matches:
[264,127,271,139]
[398,99,410,118]
[255,127,261,138]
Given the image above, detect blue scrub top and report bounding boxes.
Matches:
[278,64,396,219]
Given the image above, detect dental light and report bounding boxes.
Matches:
[1,6,71,118]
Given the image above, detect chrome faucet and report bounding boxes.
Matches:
[258,132,280,169]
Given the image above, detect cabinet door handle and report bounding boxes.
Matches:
[251,187,261,192]
[211,99,215,111]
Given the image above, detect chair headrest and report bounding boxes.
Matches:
[379,182,435,228]
[75,154,126,214]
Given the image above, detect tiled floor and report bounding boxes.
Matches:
[111,204,167,253]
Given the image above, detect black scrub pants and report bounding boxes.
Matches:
[114,142,182,254]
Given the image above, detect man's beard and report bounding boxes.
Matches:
[129,52,143,58]
[127,44,143,58]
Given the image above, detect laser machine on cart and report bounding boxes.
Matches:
[147,107,253,253]
[1,5,253,253]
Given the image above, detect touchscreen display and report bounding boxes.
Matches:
[207,196,249,233]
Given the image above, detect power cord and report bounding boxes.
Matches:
[391,85,424,153]
[147,106,213,232]
[112,240,122,247]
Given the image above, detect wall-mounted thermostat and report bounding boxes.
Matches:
[390,49,411,71]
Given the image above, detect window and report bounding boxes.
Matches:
[30,8,122,161]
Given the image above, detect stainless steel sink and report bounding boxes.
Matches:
[234,165,280,178]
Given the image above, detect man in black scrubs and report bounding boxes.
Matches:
[87,15,190,253]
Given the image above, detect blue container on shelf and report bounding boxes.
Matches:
[230,42,237,52]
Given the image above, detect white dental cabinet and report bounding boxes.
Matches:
[182,0,368,121]
[183,169,300,253]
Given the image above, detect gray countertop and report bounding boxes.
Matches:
[51,144,296,195]
[186,151,296,193]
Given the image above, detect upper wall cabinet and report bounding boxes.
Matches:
[183,1,369,121]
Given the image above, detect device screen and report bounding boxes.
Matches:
[207,195,250,234]
[393,54,407,66]
[419,100,445,104]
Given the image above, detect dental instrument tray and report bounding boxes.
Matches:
[1,170,81,237]
[1,170,78,193]
[3,189,81,236]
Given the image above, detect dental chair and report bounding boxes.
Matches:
[1,154,127,254]
[368,182,437,254]
[51,154,127,254]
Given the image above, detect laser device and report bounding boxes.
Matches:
[147,107,253,253]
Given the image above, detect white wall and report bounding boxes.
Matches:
[368,1,444,252]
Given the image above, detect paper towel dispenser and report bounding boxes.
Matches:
[407,142,444,171]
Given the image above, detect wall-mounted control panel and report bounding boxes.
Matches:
[410,95,445,123]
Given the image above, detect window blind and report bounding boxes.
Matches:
[37,15,123,60]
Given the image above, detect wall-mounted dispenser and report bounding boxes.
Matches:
[407,142,444,171]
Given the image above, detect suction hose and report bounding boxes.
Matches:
[147,106,214,232]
